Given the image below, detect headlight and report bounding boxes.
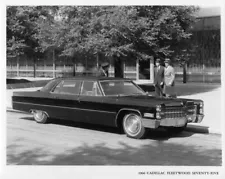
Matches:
[156,105,162,119]
[156,105,161,112]
[199,102,204,114]
[200,109,203,114]
[200,101,204,107]
[156,112,161,119]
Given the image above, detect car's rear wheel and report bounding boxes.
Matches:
[33,110,48,124]
[122,113,146,139]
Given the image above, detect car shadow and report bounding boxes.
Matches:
[20,117,195,141]
[7,78,31,84]
[186,124,210,134]
[20,117,35,121]
[7,139,222,165]
[145,128,194,141]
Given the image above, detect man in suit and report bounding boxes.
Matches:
[163,58,175,97]
[154,58,164,97]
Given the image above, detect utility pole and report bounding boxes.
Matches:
[183,61,187,83]
[53,49,56,78]
[33,58,36,78]
[73,57,76,77]
[16,56,19,77]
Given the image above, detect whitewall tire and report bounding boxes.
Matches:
[122,113,146,139]
[33,110,48,124]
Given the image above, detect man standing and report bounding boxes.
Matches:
[163,58,175,97]
[98,62,109,77]
[154,58,164,97]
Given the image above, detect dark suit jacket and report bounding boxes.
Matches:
[154,65,164,85]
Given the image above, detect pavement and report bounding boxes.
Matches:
[181,87,222,134]
[7,112,222,165]
[6,87,222,135]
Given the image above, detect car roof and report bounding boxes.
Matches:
[40,76,134,93]
[55,76,132,81]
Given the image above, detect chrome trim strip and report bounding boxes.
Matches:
[164,111,184,114]
[13,101,116,114]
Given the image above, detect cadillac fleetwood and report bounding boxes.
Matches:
[12,77,204,139]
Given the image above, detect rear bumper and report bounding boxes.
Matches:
[142,114,204,129]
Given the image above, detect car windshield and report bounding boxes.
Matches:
[99,80,146,96]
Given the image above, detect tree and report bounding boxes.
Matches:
[7,6,199,77]
[7,6,59,77]
[82,6,199,61]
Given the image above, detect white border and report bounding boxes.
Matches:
[1,1,225,179]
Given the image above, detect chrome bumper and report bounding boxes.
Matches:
[142,114,204,129]
[160,117,187,127]
[195,114,204,123]
[142,118,160,128]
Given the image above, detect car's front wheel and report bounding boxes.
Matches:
[123,113,146,139]
[33,110,49,124]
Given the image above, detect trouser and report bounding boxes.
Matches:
[155,84,164,97]
[163,85,176,97]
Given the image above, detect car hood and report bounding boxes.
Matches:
[115,95,199,107]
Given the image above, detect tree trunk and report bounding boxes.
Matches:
[33,58,36,78]
[16,56,19,77]
[114,56,124,78]
[73,58,76,77]
[183,62,187,83]
[96,52,99,69]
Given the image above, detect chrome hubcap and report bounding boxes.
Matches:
[34,111,45,121]
[124,115,141,135]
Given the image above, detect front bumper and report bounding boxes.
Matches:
[142,114,204,129]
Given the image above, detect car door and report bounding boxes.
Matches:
[78,81,117,126]
[48,80,84,121]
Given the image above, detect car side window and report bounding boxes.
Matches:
[52,80,81,95]
[80,81,102,96]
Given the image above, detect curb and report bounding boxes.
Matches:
[6,107,221,135]
[6,107,30,115]
[186,124,221,135]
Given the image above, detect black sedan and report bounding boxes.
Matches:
[12,77,204,139]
